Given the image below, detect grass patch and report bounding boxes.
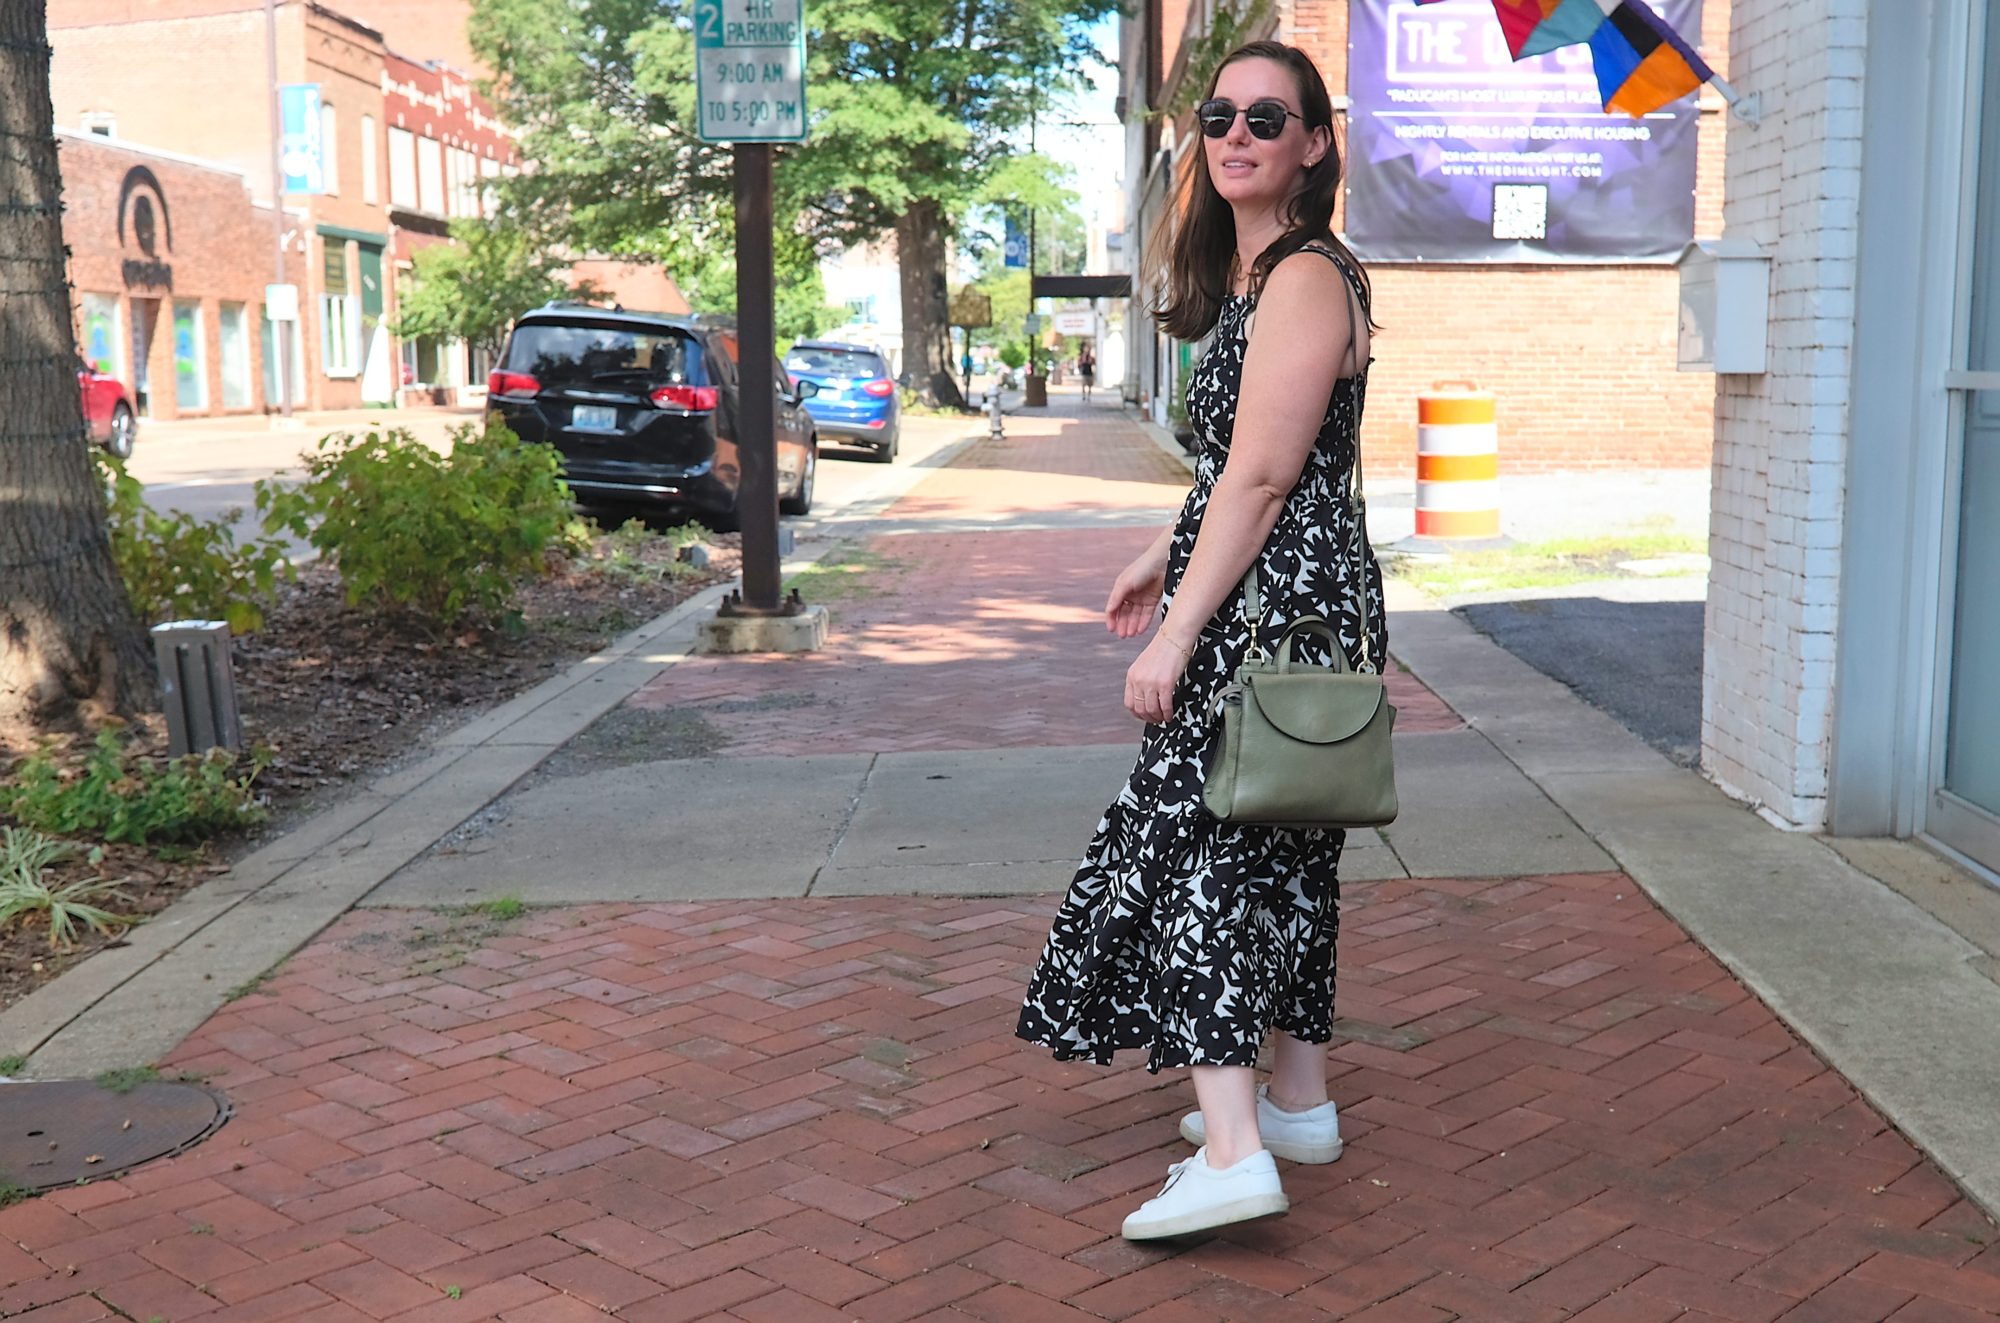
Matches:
[1389,531,1706,598]
[224,969,274,1002]
[0,1055,26,1076]
[784,545,903,604]
[95,1065,159,1094]
[458,895,526,922]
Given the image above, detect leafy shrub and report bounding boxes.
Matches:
[96,453,289,633]
[2,727,269,846]
[0,827,130,950]
[997,341,1028,371]
[256,417,572,628]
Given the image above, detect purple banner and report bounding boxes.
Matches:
[1344,0,1703,263]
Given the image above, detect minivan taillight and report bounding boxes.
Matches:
[488,369,540,398]
[650,384,719,412]
[861,378,896,398]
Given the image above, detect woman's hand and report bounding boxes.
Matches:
[1125,632,1194,724]
[1106,557,1167,639]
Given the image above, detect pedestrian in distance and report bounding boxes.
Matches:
[1015,39,1383,1240]
[1078,345,1097,402]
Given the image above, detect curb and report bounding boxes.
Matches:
[3,427,986,1079]
[1132,408,1198,475]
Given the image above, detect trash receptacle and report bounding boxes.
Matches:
[1024,373,1048,407]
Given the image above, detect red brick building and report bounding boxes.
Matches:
[379,48,521,402]
[52,1,398,413]
[1124,0,1730,473]
[60,132,307,422]
[47,0,538,415]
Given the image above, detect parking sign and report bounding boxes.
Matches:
[695,0,808,143]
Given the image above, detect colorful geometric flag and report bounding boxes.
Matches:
[1417,0,1717,117]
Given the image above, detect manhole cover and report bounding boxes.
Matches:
[0,1080,230,1191]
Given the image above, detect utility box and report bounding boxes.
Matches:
[151,621,242,757]
[1677,238,1771,374]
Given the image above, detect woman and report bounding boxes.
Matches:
[1015,40,1381,1240]
[1078,345,1097,402]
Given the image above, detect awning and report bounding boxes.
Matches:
[1031,274,1131,300]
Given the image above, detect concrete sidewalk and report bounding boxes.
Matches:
[2,389,1998,1321]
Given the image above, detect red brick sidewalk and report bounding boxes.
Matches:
[6,401,1989,1320]
[627,409,1461,755]
[4,872,1995,1320]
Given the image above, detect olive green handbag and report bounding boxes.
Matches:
[1200,475,1398,830]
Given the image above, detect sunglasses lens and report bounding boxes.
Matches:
[1247,102,1287,138]
[1197,100,1232,137]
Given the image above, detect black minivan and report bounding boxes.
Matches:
[486,304,819,523]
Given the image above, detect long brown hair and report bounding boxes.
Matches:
[1152,41,1374,342]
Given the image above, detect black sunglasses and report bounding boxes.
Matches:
[1196,97,1304,140]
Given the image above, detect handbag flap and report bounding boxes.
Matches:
[1241,670,1385,744]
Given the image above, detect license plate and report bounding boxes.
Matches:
[572,404,617,431]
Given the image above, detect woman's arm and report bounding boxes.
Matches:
[1123,253,1361,723]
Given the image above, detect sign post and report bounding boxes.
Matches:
[696,0,817,639]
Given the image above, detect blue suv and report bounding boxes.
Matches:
[783,340,901,462]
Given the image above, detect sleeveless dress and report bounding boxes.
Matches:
[1016,245,1386,1074]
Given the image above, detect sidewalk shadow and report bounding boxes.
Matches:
[1454,596,1703,767]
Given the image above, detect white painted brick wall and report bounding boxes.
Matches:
[1702,0,1865,827]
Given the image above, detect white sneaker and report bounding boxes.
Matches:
[1120,1146,1289,1240]
[1180,1084,1345,1164]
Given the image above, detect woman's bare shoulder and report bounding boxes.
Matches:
[1267,242,1352,288]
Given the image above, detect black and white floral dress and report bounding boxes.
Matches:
[1016,245,1386,1074]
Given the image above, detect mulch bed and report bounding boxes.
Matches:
[0,531,740,1017]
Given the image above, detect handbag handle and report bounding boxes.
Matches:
[1275,616,1349,674]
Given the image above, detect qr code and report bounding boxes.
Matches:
[1492,183,1548,240]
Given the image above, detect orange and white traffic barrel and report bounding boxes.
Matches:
[1415,384,1500,540]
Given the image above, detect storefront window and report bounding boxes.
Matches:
[172,299,205,410]
[219,302,251,409]
[81,293,120,376]
[321,239,358,377]
[401,334,443,387]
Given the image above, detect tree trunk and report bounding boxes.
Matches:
[895,199,966,411]
[0,1,155,751]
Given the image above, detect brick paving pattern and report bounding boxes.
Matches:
[7,399,1983,1320]
[3,872,1995,1319]
[627,406,1462,755]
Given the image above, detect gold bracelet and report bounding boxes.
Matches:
[1159,634,1195,658]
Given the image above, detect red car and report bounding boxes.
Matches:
[78,360,136,459]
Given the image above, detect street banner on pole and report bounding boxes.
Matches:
[1003,215,1027,268]
[278,84,326,195]
[695,0,808,143]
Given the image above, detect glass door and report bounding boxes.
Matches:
[1933,0,2000,871]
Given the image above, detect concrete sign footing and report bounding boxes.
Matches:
[696,603,830,654]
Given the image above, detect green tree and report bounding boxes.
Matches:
[675,229,844,345]
[971,153,1086,279]
[392,220,598,361]
[468,0,1113,406]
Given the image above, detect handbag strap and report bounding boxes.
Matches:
[1240,259,1375,673]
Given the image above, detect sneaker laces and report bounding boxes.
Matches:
[1153,1155,1195,1198]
